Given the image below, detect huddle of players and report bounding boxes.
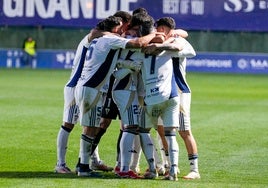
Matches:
[55,7,200,181]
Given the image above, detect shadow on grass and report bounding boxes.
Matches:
[0,171,119,179]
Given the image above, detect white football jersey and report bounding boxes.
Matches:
[172,37,196,93]
[77,35,130,92]
[172,57,191,93]
[141,51,179,105]
[113,49,141,91]
[66,34,90,87]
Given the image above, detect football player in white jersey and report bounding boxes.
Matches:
[55,34,88,174]
[138,21,196,181]
[112,13,157,179]
[88,10,133,169]
[85,11,132,173]
[173,57,200,180]
[154,17,200,180]
[55,20,116,174]
[74,15,157,177]
[112,13,193,180]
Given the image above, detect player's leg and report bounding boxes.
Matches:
[157,125,169,160]
[55,86,79,173]
[113,90,141,179]
[89,118,113,172]
[78,126,100,177]
[156,124,170,175]
[119,124,140,178]
[90,145,113,171]
[91,93,119,154]
[55,122,74,173]
[129,134,142,174]
[90,93,119,171]
[161,97,180,181]
[163,127,179,181]
[179,129,200,179]
[179,93,200,179]
[114,122,124,175]
[75,86,102,177]
[139,105,158,179]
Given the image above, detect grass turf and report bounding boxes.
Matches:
[0,69,267,188]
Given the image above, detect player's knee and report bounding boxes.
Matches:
[62,122,74,131]
[179,130,191,139]
[164,128,177,136]
[124,126,139,135]
[99,118,112,129]
[139,127,150,133]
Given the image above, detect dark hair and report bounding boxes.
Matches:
[113,11,132,24]
[155,17,176,29]
[130,13,153,28]
[132,7,148,15]
[96,19,106,30]
[139,15,155,36]
[102,16,122,32]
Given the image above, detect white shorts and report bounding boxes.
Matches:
[113,90,140,127]
[141,97,180,129]
[63,86,79,124]
[179,92,191,131]
[157,93,191,131]
[75,86,103,127]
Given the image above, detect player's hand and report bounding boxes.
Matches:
[117,59,142,72]
[142,44,163,55]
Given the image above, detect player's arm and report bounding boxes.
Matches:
[88,28,119,43]
[159,37,196,57]
[142,36,195,57]
[142,37,183,55]
[117,59,142,72]
[174,37,196,58]
[167,29,188,38]
[125,32,157,48]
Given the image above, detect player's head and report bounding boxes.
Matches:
[114,11,132,24]
[113,11,132,33]
[139,14,155,36]
[155,17,176,35]
[102,16,123,34]
[132,7,148,15]
[129,11,152,29]
[128,13,154,37]
[96,19,106,30]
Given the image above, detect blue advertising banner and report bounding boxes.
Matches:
[0,49,75,69]
[1,0,268,31]
[1,49,268,74]
[187,52,268,74]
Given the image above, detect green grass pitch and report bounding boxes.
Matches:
[0,69,267,188]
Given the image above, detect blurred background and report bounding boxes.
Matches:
[1,0,268,73]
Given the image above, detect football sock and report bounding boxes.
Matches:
[120,131,135,172]
[130,134,142,171]
[79,134,94,165]
[139,132,156,172]
[56,125,71,165]
[157,133,169,167]
[165,134,179,175]
[115,130,123,166]
[152,133,162,168]
[91,146,100,164]
[189,154,199,172]
[90,128,106,155]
